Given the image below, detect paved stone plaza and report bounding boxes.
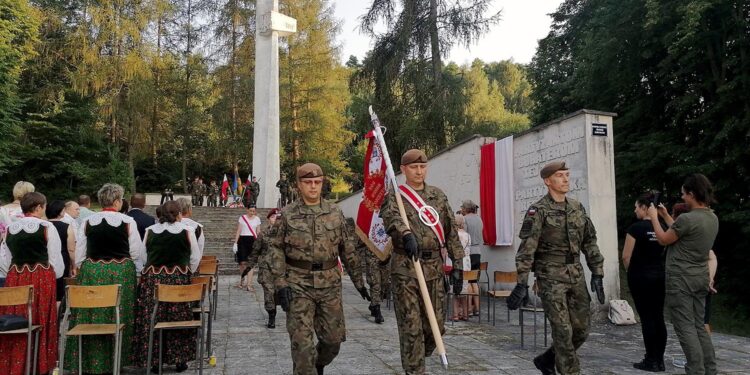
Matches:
[135,275,750,375]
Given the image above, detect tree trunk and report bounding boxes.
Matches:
[428,0,447,147]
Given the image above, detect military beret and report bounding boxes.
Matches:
[296,163,324,179]
[540,161,569,179]
[400,149,428,165]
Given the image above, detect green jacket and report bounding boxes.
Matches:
[515,194,604,284]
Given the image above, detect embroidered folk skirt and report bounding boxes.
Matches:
[0,264,57,375]
[132,266,196,367]
[64,258,137,374]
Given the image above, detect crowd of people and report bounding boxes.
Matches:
[0,181,207,375]
[0,163,722,375]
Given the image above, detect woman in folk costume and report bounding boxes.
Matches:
[0,192,64,375]
[0,181,35,243]
[132,201,202,372]
[65,183,145,374]
[232,205,261,290]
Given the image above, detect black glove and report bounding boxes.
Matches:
[357,286,371,301]
[591,274,605,304]
[506,283,528,310]
[402,232,420,261]
[276,286,293,312]
[451,269,463,295]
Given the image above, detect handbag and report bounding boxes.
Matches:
[0,314,29,331]
[608,299,637,325]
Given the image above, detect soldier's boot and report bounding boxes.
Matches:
[371,304,384,324]
[533,348,556,375]
[266,309,276,329]
[368,304,377,317]
[316,365,324,375]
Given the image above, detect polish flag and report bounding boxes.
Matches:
[479,136,514,246]
[220,174,229,200]
[355,131,391,260]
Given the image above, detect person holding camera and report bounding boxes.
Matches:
[507,161,605,375]
[648,174,719,375]
[622,193,667,372]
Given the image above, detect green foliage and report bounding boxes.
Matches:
[530,0,750,333]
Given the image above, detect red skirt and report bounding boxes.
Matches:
[0,264,58,375]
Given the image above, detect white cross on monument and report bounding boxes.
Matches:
[253,0,296,208]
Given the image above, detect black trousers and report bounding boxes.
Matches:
[628,268,667,361]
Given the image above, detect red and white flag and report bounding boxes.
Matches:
[355,131,391,260]
[220,174,229,200]
[480,136,514,246]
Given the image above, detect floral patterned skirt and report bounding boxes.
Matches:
[0,264,57,375]
[63,258,136,374]
[131,267,197,367]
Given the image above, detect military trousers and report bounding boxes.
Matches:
[366,254,391,305]
[665,275,717,375]
[537,277,590,375]
[392,273,445,375]
[258,267,275,311]
[286,283,345,375]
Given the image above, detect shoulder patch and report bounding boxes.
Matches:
[527,207,537,216]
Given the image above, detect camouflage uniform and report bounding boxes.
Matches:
[248,222,279,311]
[207,183,219,207]
[250,181,260,206]
[516,193,604,375]
[270,200,365,375]
[380,184,464,375]
[191,180,202,206]
[277,179,291,206]
[347,221,391,321]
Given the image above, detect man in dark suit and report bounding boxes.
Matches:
[127,193,156,240]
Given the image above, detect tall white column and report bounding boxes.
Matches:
[253,0,295,208]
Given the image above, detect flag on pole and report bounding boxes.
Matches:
[354,130,391,260]
[221,174,229,200]
[232,171,239,195]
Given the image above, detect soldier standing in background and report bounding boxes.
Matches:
[276,174,290,207]
[506,161,605,375]
[270,163,371,375]
[251,177,261,206]
[207,179,218,207]
[380,149,464,375]
[199,177,207,206]
[191,176,201,206]
[346,218,391,324]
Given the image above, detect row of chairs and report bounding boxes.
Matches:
[444,263,549,348]
[0,255,221,375]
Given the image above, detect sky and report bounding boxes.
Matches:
[333,0,564,66]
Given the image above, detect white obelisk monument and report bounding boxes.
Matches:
[253,0,296,208]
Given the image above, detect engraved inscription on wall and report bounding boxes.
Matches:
[513,123,588,216]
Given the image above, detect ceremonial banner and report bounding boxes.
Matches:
[355,131,391,261]
[480,136,514,246]
[221,174,229,200]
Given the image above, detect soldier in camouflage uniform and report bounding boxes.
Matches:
[248,208,281,328]
[380,149,464,375]
[207,180,219,207]
[191,176,201,206]
[250,177,260,206]
[506,161,606,375]
[270,163,371,375]
[276,174,291,207]
[346,218,391,324]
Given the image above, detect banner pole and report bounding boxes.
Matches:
[368,106,449,369]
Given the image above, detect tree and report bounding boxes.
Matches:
[0,0,39,174]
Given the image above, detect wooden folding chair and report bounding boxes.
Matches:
[0,285,41,375]
[447,270,482,324]
[198,260,219,320]
[488,270,516,325]
[59,284,124,375]
[146,283,206,375]
[191,276,213,359]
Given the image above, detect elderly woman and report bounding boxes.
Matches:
[132,201,201,373]
[0,192,63,375]
[65,183,145,375]
[0,181,35,242]
[46,200,77,302]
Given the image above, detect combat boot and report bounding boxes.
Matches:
[371,304,384,324]
[266,309,276,329]
[316,364,324,375]
[533,348,556,375]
